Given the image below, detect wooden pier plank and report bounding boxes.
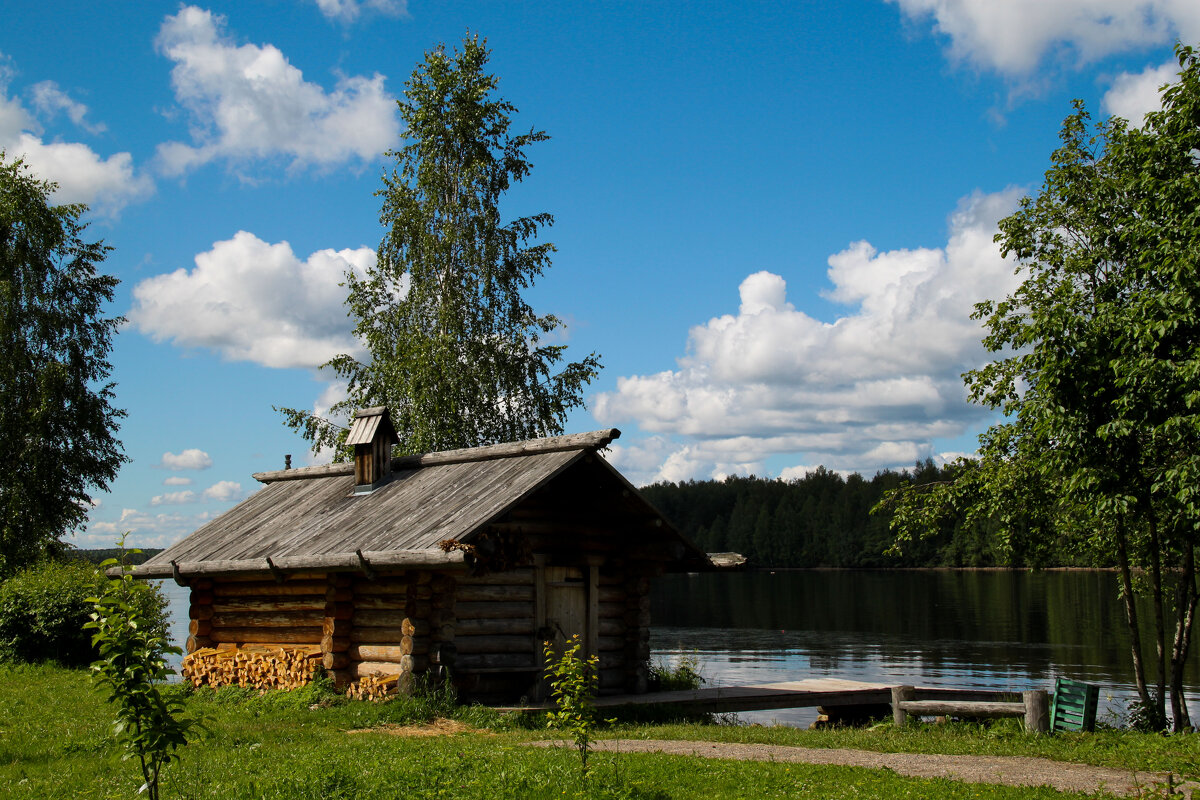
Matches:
[494,679,1027,715]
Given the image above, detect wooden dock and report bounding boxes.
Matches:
[496,679,1022,715]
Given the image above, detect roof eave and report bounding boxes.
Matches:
[124,548,466,581]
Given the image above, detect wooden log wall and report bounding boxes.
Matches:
[322,573,353,685]
[349,569,447,694]
[450,567,539,701]
[179,551,658,702]
[203,577,325,651]
[444,562,654,700]
[185,578,214,653]
[186,569,457,696]
[597,568,651,694]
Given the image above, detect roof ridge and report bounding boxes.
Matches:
[253,428,620,484]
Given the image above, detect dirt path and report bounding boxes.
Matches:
[533,739,1196,797]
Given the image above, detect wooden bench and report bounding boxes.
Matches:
[1050,677,1099,732]
[892,685,1049,733]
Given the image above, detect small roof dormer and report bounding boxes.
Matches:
[345,406,400,493]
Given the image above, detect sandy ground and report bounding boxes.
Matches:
[345,718,487,737]
[532,739,1197,797]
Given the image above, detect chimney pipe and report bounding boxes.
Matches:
[344,407,399,493]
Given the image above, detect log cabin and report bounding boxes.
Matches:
[130,407,712,702]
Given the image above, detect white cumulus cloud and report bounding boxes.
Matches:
[154,6,400,175]
[1103,60,1178,123]
[163,476,193,486]
[312,0,406,24]
[0,58,152,215]
[202,480,245,502]
[594,188,1025,485]
[159,449,214,470]
[128,231,373,368]
[83,508,216,549]
[888,0,1200,76]
[149,490,198,506]
[30,81,105,134]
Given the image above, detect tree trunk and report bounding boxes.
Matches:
[1115,515,1155,712]
[1145,503,1168,724]
[1170,538,1197,732]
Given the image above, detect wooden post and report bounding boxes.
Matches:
[892,685,915,728]
[533,555,548,702]
[429,572,456,681]
[185,579,215,653]
[1024,689,1049,733]
[619,570,651,694]
[586,559,601,661]
[323,573,354,687]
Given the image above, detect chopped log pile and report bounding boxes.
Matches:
[345,673,403,701]
[180,643,322,690]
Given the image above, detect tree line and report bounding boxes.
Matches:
[641,462,1092,570]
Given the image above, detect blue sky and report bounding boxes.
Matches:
[2,1,1196,549]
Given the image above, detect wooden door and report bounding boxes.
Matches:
[544,566,587,652]
[535,562,600,700]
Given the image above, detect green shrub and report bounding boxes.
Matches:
[0,559,168,667]
[648,654,705,692]
[87,550,195,800]
[544,633,606,778]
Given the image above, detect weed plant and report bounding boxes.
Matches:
[647,654,705,692]
[544,634,607,777]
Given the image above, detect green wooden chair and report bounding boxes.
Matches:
[1050,677,1099,732]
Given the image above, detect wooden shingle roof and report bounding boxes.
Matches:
[344,406,398,447]
[133,428,694,579]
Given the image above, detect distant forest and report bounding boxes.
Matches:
[68,548,163,566]
[641,463,1092,569]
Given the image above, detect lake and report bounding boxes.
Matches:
[650,569,1199,726]
[160,569,1199,727]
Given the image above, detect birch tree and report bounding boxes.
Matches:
[282,36,600,456]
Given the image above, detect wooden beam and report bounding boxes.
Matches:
[126,549,466,579]
[253,462,353,483]
[391,429,620,470]
[898,700,1026,719]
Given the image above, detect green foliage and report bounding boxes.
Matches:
[647,654,705,692]
[544,634,606,777]
[281,36,601,458]
[85,545,195,800]
[0,155,126,579]
[878,44,1200,732]
[0,559,166,666]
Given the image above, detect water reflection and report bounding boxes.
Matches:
[650,570,1198,727]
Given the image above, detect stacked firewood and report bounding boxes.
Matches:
[344,673,401,701]
[181,643,322,690]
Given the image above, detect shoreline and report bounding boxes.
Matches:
[740,565,1115,573]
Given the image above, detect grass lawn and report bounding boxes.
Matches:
[1,663,1195,799]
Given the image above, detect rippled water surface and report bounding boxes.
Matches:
[650,570,1199,726]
